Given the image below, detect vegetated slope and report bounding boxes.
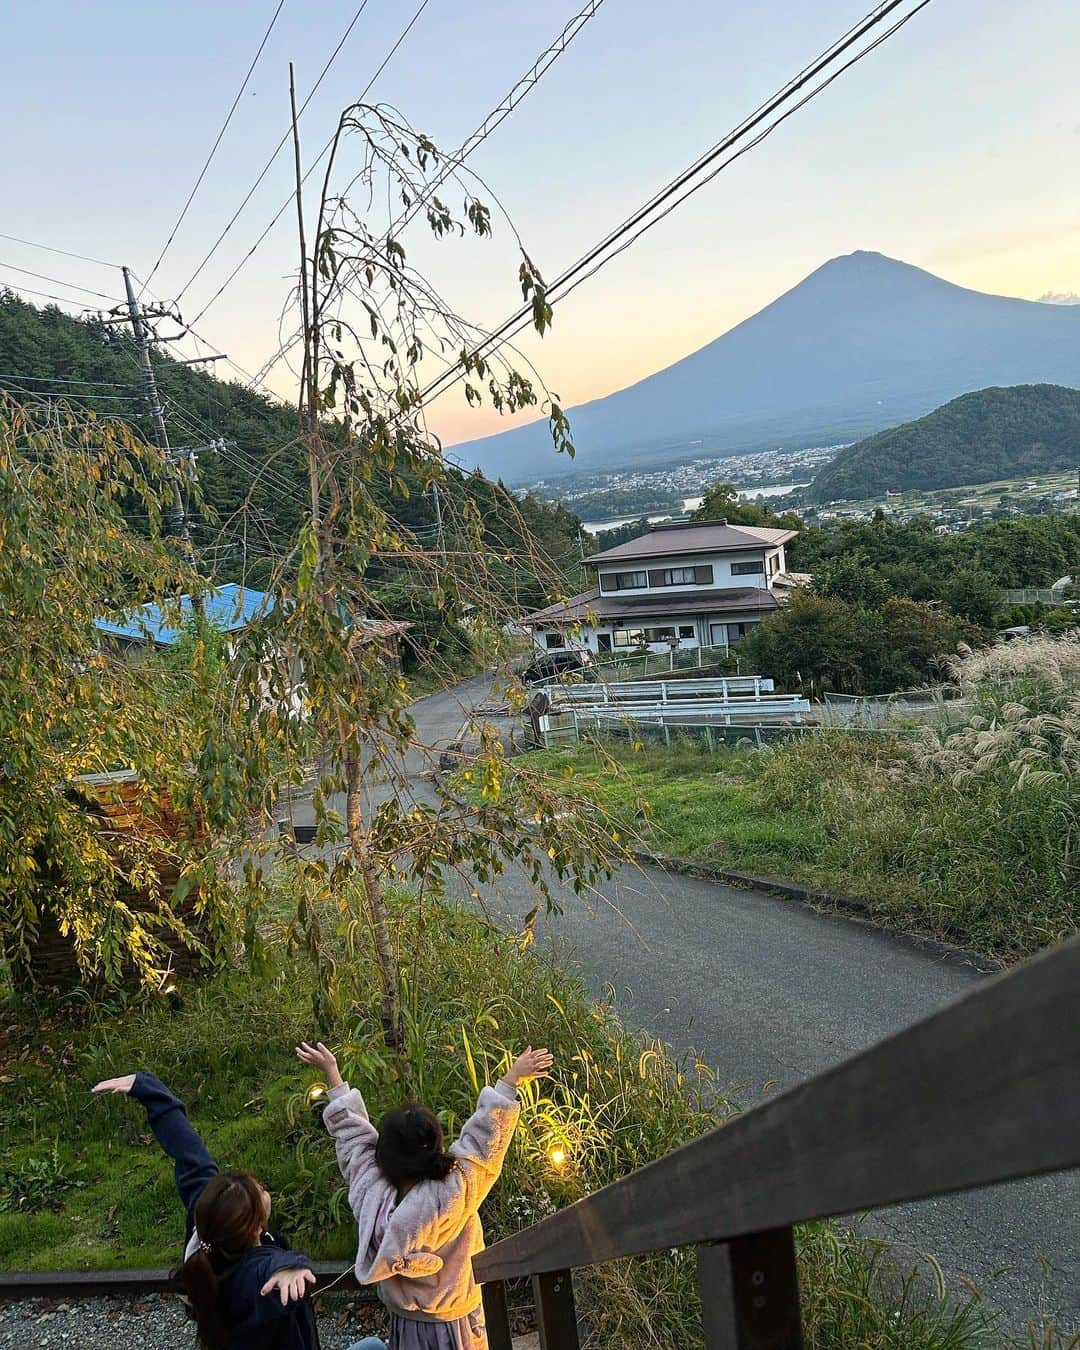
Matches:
[0,291,584,602]
[810,384,1080,501]
[449,251,1080,483]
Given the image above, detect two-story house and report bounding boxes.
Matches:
[522,518,803,654]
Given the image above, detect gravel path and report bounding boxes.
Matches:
[0,1294,386,1349]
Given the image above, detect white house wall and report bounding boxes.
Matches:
[595,547,786,596]
[531,610,771,656]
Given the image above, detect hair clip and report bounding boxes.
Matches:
[198,1240,212,1254]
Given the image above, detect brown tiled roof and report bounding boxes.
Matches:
[587,521,796,565]
[523,587,779,626]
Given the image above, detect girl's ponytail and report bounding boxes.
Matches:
[181,1246,229,1350]
[180,1171,268,1350]
[423,1147,456,1183]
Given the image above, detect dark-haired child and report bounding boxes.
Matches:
[295,1041,552,1350]
[92,1073,318,1350]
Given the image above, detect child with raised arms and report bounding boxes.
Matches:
[296,1040,553,1350]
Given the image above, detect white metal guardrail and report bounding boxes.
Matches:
[545,676,775,706]
[540,696,810,746]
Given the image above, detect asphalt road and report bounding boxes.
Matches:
[298,673,1078,1335]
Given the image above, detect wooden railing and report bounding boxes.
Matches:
[474,936,1080,1349]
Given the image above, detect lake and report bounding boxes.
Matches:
[581,484,807,535]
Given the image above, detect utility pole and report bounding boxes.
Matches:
[119,266,203,614]
[430,483,444,553]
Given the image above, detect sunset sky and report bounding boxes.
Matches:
[3,0,1078,449]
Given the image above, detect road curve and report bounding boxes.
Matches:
[313,674,1079,1333]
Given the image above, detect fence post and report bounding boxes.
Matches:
[481,1280,514,1350]
[533,1269,580,1350]
[698,1228,802,1349]
[706,726,715,753]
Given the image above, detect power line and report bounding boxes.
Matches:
[173,0,376,308]
[0,371,143,388]
[0,281,99,311]
[139,0,288,296]
[0,260,122,302]
[238,0,608,385]
[0,232,120,270]
[188,0,438,328]
[413,0,931,416]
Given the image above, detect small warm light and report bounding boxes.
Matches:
[306,1083,329,1107]
[549,1147,567,1168]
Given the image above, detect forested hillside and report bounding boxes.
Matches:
[0,292,585,623]
[810,383,1080,501]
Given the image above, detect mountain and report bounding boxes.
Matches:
[449,251,1080,484]
[808,384,1080,502]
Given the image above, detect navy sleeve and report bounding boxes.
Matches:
[228,1246,315,1334]
[130,1071,218,1224]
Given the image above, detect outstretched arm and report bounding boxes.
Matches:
[296,1041,381,1217]
[92,1072,217,1223]
[453,1047,553,1211]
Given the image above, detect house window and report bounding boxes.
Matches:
[768,553,781,576]
[647,626,677,642]
[731,559,766,576]
[544,633,562,650]
[613,628,645,647]
[679,625,696,639]
[646,565,714,587]
[601,569,649,591]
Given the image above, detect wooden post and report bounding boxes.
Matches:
[533,1269,579,1350]
[481,1279,514,1350]
[698,1229,802,1349]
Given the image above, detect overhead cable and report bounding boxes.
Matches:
[0,232,120,270]
[240,0,608,384]
[139,0,288,296]
[174,0,376,306]
[188,0,438,327]
[413,0,932,415]
[0,261,122,302]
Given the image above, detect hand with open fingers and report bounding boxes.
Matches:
[261,1266,316,1306]
[295,1041,343,1090]
[91,1074,136,1095]
[504,1046,554,1087]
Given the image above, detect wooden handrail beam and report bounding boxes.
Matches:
[475,936,1080,1282]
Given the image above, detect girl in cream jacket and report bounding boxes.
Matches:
[296,1041,552,1350]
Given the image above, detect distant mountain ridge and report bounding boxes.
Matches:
[450,251,1080,484]
[809,384,1080,502]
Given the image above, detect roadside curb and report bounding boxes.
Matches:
[630,849,1006,974]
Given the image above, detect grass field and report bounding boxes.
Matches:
[0,886,1027,1347]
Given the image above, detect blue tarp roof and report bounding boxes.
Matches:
[95,584,274,646]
